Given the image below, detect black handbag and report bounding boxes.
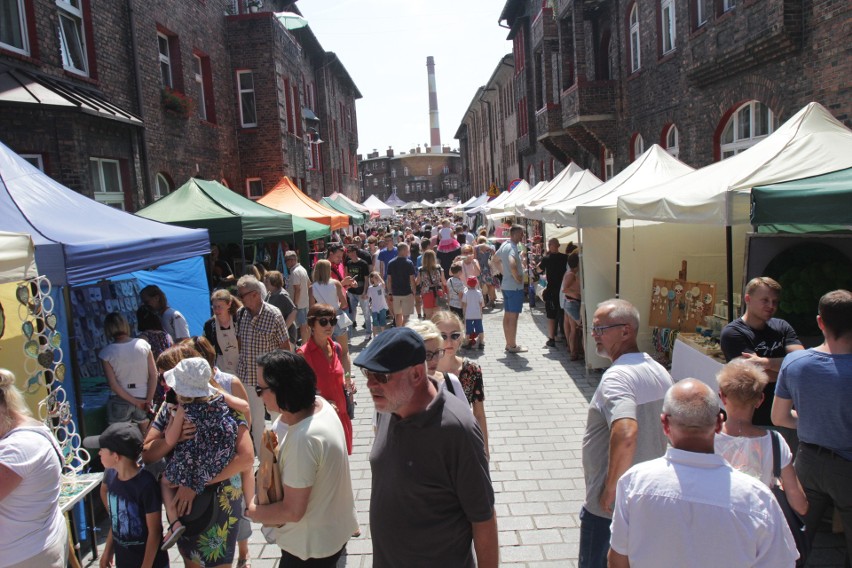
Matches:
[180,481,222,537]
[770,431,809,567]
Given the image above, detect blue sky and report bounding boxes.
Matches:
[300,0,513,155]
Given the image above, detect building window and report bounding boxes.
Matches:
[722,0,735,13]
[237,70,257,127]
[663,125,680,158]
[373,178,378,187]
[604,148,614,180]
[192,55,205,120]
[1,0,29,55]
[661,0,676,54]
[452,180,458,189]
[427,165,432,175]
[720,101,774,159]
[629,4,641,73]
[157,33,172,88]
[694,0,710,28]
[57,0,87,76]
[192,53,214,122]
[90,158,124,209]
[246,178,263,199]
[403,167,409,176]
[20,153,44,170]
[631,134,644,160]
[154,172,172,199]
[443,165,449,174]
[391,168,396,178]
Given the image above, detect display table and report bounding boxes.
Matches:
[671,337,725,393]
[60,472,103,567]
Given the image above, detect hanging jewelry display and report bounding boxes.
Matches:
[16,276,90,479]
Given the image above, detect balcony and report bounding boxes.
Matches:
[535,102,578,163]
[560,79,616,154]
[530,7,557,49]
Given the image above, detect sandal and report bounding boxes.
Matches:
[161,520,185,551]
[236,558,251,568]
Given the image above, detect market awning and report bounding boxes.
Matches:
[0,65,142,126]
[751,167,852,226]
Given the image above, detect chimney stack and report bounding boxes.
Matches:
[426,56,442,154]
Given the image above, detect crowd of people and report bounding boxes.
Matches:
[0,212,849,568]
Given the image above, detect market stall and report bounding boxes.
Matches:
[518,169,602,220]
[362,194,395,218]
[320,196,366,225]
[259,177,350,231]
[513,163,584,218]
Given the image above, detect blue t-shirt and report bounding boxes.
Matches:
[776,348,852,460]
[104,468,170,567]
[496,241,523,291]
[386,256,416,296]
[377,247,398,278]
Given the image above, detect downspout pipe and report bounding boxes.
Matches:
[127,0,152,205]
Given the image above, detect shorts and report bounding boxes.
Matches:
[295,307,308,326]
[333,310,350,339]
[502,289,524,314]
[562,296,582,322]
[544,289,563,319]
[107,396,148,424]
[371,309,388,328]
[392,294,415,315]
[465,319,484,335]
[422,291,437,309]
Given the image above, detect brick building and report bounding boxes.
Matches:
[0,0,360,210]
[479,0,849,186]
[357,145,462,203]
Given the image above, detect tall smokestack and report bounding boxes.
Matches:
[426,56,442,154]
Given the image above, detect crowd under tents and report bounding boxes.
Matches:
[362,194,395,218]
[259,177,350,231]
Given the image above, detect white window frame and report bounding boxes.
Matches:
[157,33,172,88]
[237,70,257,127]
[427,165,432,175]
[154,172,171,199]
[1,0,29,55]
[246,178,263,199]
[720,101,774,159]
[661,0,676,54]
[632,134,644,160]
[403,166,409,176]
[391,168,396,178]
[57,0,88,76]
[722,0,736,13]
[629,4,641,73]
[90,158,124,209]
[665,126,680,158]
[192,54,206,120]
[20,153,44,171]
[696,0,709,27]
[604,149,614,180]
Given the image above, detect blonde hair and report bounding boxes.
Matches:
[406,319,443,346]
[431,310,464,332]
[369,271,385,286]
[312,259,332,283]
[717,359,769,405]
[421,249,438,272]
[0,369,32,433]
[211,289,241,316]
[104,312,131,341]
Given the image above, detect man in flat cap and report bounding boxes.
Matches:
[353,327,498,567]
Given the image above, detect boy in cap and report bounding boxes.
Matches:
[87,422,170,567]
[462,276,486,349]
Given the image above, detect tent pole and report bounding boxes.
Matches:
[615,218,622,298]
[726,225,734,321]
[240,239,247,276]
[63,285,87,440]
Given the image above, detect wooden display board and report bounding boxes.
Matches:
[649,278,716,332]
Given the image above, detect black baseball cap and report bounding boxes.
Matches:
[83,422,143,460]
[353,327,426,373]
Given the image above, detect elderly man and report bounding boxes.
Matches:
[495,225,528,353]
[234,275,290,455]
[579,299,673,568]
[773,289,852,562]
[353,328,498,567]
[609,379,798,567]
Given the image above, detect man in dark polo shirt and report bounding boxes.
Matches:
[721,277,803,434]
[537,238,568,347]
[385,242,416,327]
[345,244,371,334]
[353,328,498,568]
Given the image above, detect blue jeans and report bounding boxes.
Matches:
[347,291,371,333]
[578,507,611,568]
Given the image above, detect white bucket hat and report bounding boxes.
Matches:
[164,357,216,398]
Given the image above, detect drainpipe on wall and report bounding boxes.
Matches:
[127,0,152,206]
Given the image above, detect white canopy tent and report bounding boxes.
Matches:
[513,163,584,217]
[519,169,602,220]
[482,180,537,218]
[0,231,36,284]
[329,191,372,214]
[362,195,394,218]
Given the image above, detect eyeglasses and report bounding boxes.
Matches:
[237,290,257,300]
[425,348,446,361]
[255,385,271,396]
[315,317,338,327]
[591,323,627,336]
[361,368,393,384]
[440,332,462,341]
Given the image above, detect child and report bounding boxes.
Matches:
[160,357,238,550]
[367,271,389,338]
[447,264,465,321]
[460,245,481,282]
[89,422,170,568]
[462,276,486,349]
[714,359,808,516]
[561,252,583,361]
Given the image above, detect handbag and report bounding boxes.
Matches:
[770,431,809,567]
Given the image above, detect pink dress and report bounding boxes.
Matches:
[437,226,460,253]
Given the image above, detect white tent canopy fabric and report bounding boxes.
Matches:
[483,180,538,218]
[329,192,371,214]
[514,163,584,217]
[362,195,394,218]
[542,145,694,227]
[477,180,531,216]
[457,193,489,214]
[618,102,852,225]
[519,169,603,220]
[0,231,36,284]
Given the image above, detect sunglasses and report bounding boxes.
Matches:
[315,317,338,327]
[425,348,446,362]
[237,290,257,300]
[440,332,462,341]
[361,368,393,384]
[255,385,271,396]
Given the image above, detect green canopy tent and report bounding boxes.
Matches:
[751,167,852,233]
[320,196,366,225]
[136,178,329,268]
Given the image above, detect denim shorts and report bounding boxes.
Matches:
[465,319,484,334]
[562,297,582,322]
[295,308,308,326]
[107,396,148,424]
[371,309,388,327]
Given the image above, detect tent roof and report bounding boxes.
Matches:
[0,140,209,286]
[618,102,852,225]
[0,231,36,284]
[517,166,599,219]
[454,193,489,213]
[483,179,533,215]
[259,177,349,231]
[384,191,407,207]
[515,163,584,216]
[541,145,694,227]
[320,197,366,224]
[752,167,852,226]
[136,178,330,242]
[362,195,394,217]
[328,192,371,214]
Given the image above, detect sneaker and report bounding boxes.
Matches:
[505,345,528,353]
[545,338,556,347]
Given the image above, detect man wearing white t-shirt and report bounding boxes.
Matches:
[284,251,310,345]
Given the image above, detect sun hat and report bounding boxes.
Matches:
[163,357,216,398]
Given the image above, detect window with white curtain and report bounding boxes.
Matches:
[629,5,641,72]
[661,0,676,54]
[57,0,88,75]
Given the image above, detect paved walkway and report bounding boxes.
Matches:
[83,302,847,567]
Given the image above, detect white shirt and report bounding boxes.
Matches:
[715,430,792,487]
[610,448,798,568]
[462,288,484,320]
[99,338,152,398]
[367,284,388,312]
[161,306,190,340]
[287,264,310,309]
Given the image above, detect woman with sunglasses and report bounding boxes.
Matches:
[406,320,467,407]
[432,310,490,460]
[296,304,353,454]
[309,259,351,376]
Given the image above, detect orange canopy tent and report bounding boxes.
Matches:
[258,177,349,231]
